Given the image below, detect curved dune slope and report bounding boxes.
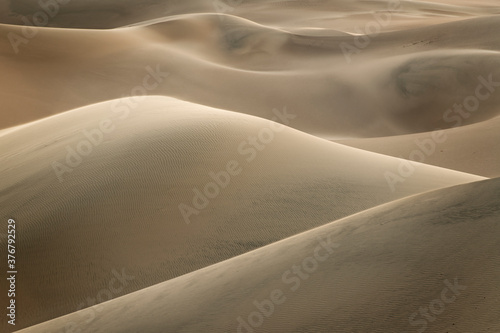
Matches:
[0,0,207,29]
[2,15,500,137]
[18,177,500,333]
[337,115,500,178]
[1,0,499,29]
[0,96,484,329]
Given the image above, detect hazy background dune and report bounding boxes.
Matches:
[1,0,499,29]
[2,14,500,137]
[337,115,500,177]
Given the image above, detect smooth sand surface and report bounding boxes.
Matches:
[1,1,499,332]
[0,96,484,329]
[17,178,500,333]
[337,115,500,178]
[2,13,500,137]
[1,0,499,29]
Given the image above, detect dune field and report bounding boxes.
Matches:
[1,1,499,332]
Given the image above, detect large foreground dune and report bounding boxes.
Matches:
[17,177,500,333]
[1,1,499,332]
[0,96,484,329]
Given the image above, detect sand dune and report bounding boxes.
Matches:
[337,115,500,177]
[0,0,198,29]
[2,14,500,138]
[0,96,484,329]
[17,177,500,333]
[1,0,499,29]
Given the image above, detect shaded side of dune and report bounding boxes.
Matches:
[18,177,500,333]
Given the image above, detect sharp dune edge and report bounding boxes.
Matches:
[1,1,500,332]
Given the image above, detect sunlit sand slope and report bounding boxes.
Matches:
[0,96,484,329]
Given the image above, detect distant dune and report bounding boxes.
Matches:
[1,1,499,332]
[2,14,500,137]
[0,0,498,29]
[337,115,500,178]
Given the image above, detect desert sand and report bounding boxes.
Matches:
[336,114,500,177]
[1,1,499,332]
[16,177,500,333]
